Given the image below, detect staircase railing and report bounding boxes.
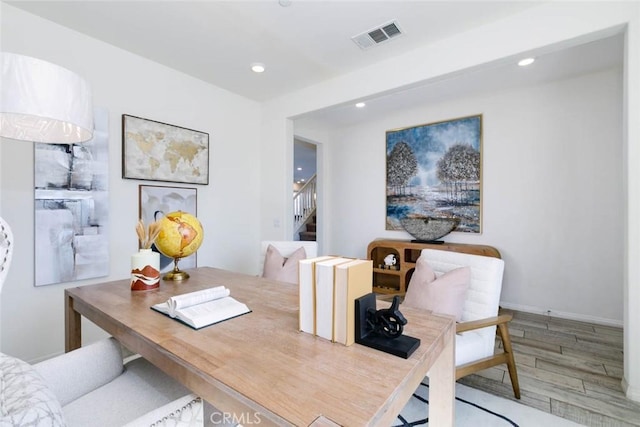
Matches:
[293,174,317,232]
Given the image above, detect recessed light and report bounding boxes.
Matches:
[297,167,302,171]
[251,63,265,73]
[518,57,535,67]
[355,102,366,108]
[301,178,305,182]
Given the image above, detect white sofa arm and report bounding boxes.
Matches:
[34,337,124,406]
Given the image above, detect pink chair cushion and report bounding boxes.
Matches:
[404,256,471,322]
[407,254,436,289]
[262,244,306,284]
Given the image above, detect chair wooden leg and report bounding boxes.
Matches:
[497,323,521,399]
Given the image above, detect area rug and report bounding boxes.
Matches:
[395,381,585,426]
[129,382,585,426]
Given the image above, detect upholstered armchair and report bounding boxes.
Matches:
[403,248,520,399]
[0,217,205,426]
[0,216,13,295]
[0,337,200,426]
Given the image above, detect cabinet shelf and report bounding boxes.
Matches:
[372,267,401,275]
[367,239,501,296]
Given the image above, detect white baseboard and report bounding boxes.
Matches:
[499,301,623,328]
[622,377,640,403]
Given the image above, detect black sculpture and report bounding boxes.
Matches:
[355,293,420,359]
[366,296,407,338]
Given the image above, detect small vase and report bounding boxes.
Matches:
[131,248,160,291]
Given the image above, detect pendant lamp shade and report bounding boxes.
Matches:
[0,52,93,144]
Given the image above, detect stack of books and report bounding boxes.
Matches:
[298,256,373,345]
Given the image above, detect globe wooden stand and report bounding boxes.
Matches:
[163,257,190,281]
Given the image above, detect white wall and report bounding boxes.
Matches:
[622,7,640,402]
[0,5,262,362]
[326,68,623,324]
[262,1,640,400]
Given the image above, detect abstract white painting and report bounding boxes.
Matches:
[138,185,197,273]
[34,108,109,286]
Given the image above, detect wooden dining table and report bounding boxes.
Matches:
[65,267,455,426]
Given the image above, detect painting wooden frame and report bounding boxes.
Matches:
[386,114,482,234]
[138,184,198,273]
[123,114,209,185]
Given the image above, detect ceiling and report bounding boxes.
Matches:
[5,1,624,180]
[7,0,544,103]
[300,32,624,127]
[6,1,623,119]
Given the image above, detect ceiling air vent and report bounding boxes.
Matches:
[352,20,404,50]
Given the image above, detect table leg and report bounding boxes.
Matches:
[64,291,81,352]
[427,326,455,425]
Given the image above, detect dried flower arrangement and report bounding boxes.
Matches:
[136,219,161,249]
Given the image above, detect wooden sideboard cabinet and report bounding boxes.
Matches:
[366,239,501,295]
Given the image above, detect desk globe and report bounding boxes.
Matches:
[154,211,203,280]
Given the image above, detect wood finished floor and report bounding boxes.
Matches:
[458,309,640,426]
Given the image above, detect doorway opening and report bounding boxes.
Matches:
[293,139,317,241]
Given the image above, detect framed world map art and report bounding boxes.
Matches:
[122,114,209,185]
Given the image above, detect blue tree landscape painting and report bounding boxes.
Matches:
[386,115,482,233]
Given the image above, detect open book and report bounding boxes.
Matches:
[151,286,251,329]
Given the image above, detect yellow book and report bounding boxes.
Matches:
[333,259,373,345]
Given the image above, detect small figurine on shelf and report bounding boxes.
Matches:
[383,254,397,270]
